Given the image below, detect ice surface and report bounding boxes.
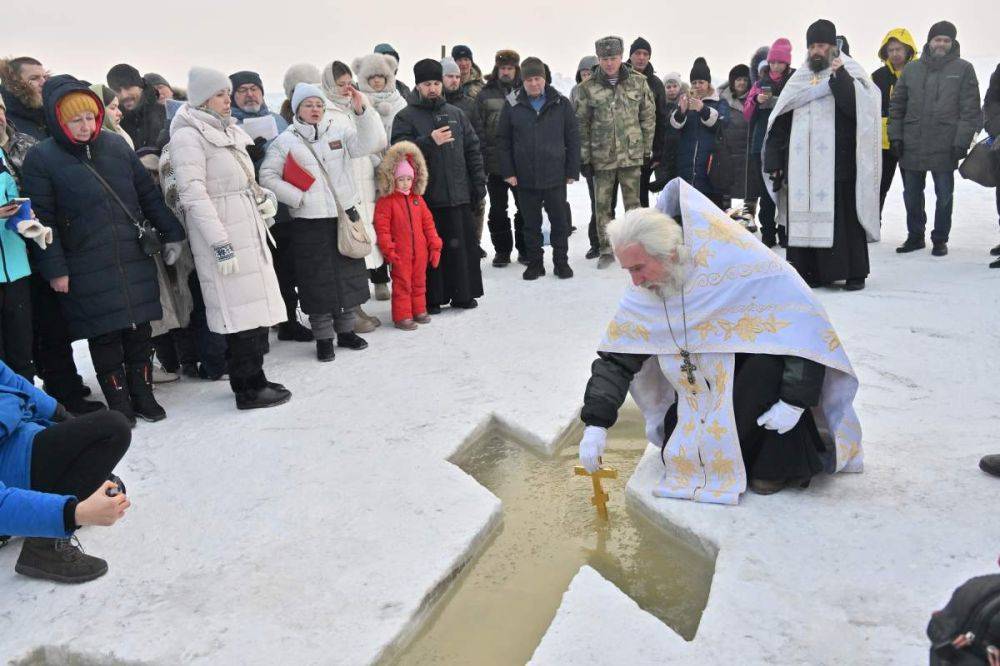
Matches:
[2,174,998,664]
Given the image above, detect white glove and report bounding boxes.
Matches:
[579,425,608,473]
[162,241,184,266]
[645,419,666,446]
[258,188,278,220]
[756,400,805,435]
[213,242,239,276]
[16,219,53,250]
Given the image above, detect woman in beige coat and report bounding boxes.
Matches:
[168,67,290,410]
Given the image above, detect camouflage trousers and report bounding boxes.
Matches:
[594,166,642,255]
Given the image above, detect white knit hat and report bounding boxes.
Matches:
[291,83,326,113]
[187,67,232,108]
[440,57,460,77]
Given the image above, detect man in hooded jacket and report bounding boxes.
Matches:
[871,28,917,213]
[888,20,982,257]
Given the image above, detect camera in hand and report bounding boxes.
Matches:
[106,474,127,497]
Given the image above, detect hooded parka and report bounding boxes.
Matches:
[21,75,185,341]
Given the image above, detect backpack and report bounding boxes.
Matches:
[928,574,1000,664]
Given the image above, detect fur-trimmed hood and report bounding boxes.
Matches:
[749,46,770,84]
[353,54,398,93]
[0,59,44,111]
[376,141,428,196]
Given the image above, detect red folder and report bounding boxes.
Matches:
[283,153,316,192]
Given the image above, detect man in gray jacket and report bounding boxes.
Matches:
[888,20,982,257]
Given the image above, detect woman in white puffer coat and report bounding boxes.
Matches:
[168,67,290,411]
[260,83,385,363]
[322,61,390,328]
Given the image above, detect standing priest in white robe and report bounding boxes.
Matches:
[577,179,864,503]
[764,19,881,291]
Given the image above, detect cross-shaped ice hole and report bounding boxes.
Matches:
[392,406,716,665]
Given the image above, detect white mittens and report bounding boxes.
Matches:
[756,400,805,435]
[213,242,239,276]
[162,241,184,266]
[579,425,608,473]
[258,188,278,220]
[16,219,53,250]
[645,419,666,446]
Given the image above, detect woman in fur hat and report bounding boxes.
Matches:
[322,60,390,330]
[353,54,407,140]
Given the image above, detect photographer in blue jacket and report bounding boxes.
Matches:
[0,359,131,583]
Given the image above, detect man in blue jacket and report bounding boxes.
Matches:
[497,57,580,281]
[0,360,131,582]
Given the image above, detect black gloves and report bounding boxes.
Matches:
[246,137,267,163]
[52,403,73,422]
[890,141,904,159]
[580,164,594,179]
[345,207,361,222]
[769,169,785,192]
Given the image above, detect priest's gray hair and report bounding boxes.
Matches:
[607,208,691,293]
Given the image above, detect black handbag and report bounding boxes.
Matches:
[958,137,999,188]
[80,160,163,256]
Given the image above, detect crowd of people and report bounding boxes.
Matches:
[0,18,997,588]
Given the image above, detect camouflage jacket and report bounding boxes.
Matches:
[575,65,655,170]
[460,64,486,100]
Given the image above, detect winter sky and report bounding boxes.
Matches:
[8,1,992,94]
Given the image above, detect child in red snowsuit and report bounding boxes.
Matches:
[373,142,442,330]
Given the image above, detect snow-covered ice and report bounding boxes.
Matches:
[2,174,998,664]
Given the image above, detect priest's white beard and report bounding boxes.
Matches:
[638,259,689,298]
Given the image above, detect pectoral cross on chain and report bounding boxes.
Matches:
[680,350,698,386]
[574,465,619,521]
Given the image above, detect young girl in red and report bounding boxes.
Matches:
[373,142,442,330]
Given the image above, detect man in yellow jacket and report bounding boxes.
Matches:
[871,28,917,214]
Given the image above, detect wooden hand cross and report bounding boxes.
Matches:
[574,464,619,521]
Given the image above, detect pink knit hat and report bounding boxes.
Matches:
[768,38,792,65]
[394,158,415,179]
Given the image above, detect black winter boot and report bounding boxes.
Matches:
[316,339,335,362]
[931,241,948,257]
[554,262,574,279]
[62,393,106,416]
[233,373,291,410]
[896,236,926,253]
[277,320,314,342]
[991,243,1000,257]
[15,537,108,583]
[126,363,166,422]
[522,262,545,280]
[492,252,511,267]
[337,331,369,350]
[97,368,136,427]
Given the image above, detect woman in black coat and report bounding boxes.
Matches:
[21,75,185,425]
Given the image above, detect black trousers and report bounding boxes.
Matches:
[0,276,34,380]
[151,328,198,372]
[30,410,132,500]
[663,354,824,482]
[879,149,898,214]
[226,327,267,386]
[187,270,227,377]
[369,263,390,285]
[87,322,152,376]
[486,174,524,256]
[30,274,86,401]
[269,222,300,322]
[639,163,654,207]
[518,184,570,265]
[748,154,777,238]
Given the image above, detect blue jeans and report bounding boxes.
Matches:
[901,168,954,243]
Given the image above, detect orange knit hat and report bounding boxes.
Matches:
[57,91,100,121]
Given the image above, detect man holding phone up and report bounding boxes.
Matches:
[391,59,486,312]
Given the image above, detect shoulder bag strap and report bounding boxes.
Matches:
[79,158,148,234]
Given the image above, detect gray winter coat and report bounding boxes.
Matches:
[887,42,983,172]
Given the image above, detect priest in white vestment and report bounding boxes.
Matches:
[577,179,863,503]
[763,18,882,291]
